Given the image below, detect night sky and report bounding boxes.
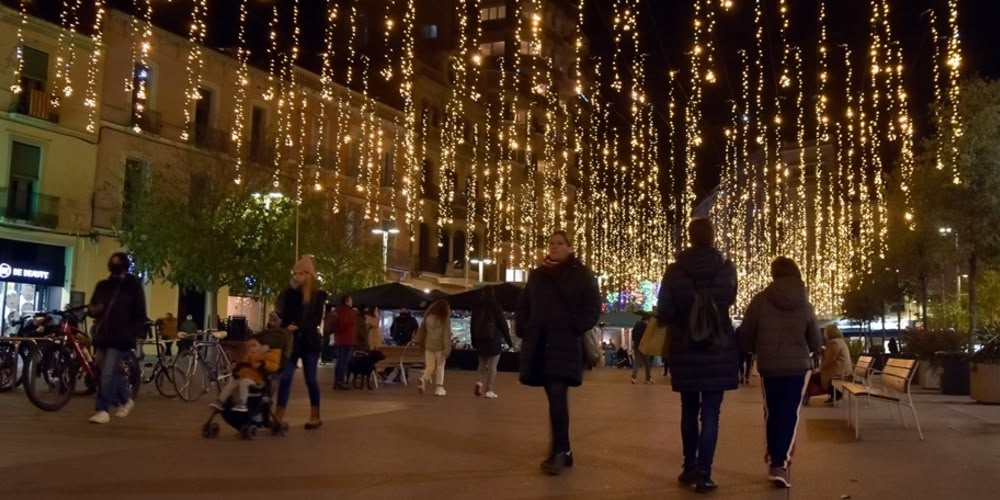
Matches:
[7,0,999,197]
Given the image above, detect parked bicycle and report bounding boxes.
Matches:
[23,305,140,412]
[173,330,232,402]
[136,322,184,399]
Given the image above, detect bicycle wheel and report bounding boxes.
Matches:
[24,343,77,412]
[174,351,208,402]
[121,351,141,400]
[0,341,16,392]
[154,363,183,399]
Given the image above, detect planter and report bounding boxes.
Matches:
[938,351,971,396]
[918,363,942,389]
[970,363,1000,404]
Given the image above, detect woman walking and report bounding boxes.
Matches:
[471,287,513,399]
[515,231,602,475]
[276,256,328,430]
[416,299,452,396]
[736,257,822,489]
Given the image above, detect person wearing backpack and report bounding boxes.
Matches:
[736,257,821,489]
[656,218,738,493]
[471,286,513,398]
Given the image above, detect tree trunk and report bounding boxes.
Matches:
[920,275,929,329]
[968,252,978,353]
[204,287,219,330]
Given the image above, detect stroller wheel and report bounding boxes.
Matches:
[202,422,220,439]
[240,425,257,440]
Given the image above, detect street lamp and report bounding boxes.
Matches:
[372,226,400,276]
[470,257,494,283]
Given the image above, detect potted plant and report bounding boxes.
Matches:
[970,327,1000,404]
[902,329,966,389]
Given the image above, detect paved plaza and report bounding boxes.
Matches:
[1,366,998,499]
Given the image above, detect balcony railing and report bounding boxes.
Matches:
[421,182,441,201]
[0,188,60,228]
[193,124,229,153]
[10,88,59,123]
[130,110,162,135]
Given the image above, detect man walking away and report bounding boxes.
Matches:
[390,308,419,346]
[657,218,739,493]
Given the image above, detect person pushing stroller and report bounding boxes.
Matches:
[210,337,282,412]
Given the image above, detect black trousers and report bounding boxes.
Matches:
[544,379,571,454]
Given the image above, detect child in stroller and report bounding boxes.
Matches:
[202,329,290,440]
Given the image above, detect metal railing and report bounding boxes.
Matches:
[193,124,229,153]
[130,110,162,135]
[0,188,60,228]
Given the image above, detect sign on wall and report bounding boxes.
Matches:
[0,238,67,287]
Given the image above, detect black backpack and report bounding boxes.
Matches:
[685,267,726,349]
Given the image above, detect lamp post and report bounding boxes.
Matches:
[470,257,494,283]
[939,227,961,300]
[372,225,400,276]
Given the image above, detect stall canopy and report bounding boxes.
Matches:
[600,311,644,328]
[350,282,432,310]
[447,282,524,312]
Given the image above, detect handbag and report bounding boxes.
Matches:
[583,328,602,366]
[639,317,671,358]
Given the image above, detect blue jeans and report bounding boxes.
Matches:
[680,390,725,476]
[762,374,810,469]
[333,346,354,386]
[277,349,321,409]
[95,347,130,412]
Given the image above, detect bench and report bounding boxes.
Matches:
[840,358,923,440]
[375,345,426,386]
[830,355,874,407]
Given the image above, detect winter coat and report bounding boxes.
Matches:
[820,337,853,387]
[419,314,452,354]
[631,320,647,349]
[333,304,358,347]
[515,255,603,387]
[657,247,739,393]
[89,274,147,351]
[736,277,822,378]
[366,314,383,350]
[235,348,283,384]
[390,313,419,345]
[471,301,513,356]
[280,287,328,353]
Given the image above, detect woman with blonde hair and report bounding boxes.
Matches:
[275,256,328,429]
[415,299,452,396]
[813,324,853,404]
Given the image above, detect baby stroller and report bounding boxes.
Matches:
[201,328,291,440]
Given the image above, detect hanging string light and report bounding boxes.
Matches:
[180,0,208,141]
[945,0,962,186]
[8,0,29,95]
[83,0,107,133]
[312,0,339,196]
[128,0,153,133]
[231,0,251,185]
[51,0,85,110]
[400,0,420,240]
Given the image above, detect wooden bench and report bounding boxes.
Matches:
[830,355,874,407]
[840,358,923,440]
[375,345,426,386]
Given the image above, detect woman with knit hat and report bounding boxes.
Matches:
[276,255,328,430]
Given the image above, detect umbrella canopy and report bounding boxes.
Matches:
[350,282,432,310]
[447,282,524,312]
[600,311,643,328]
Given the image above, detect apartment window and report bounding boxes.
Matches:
[15,46,49,117]
[6,142,42,220]
[478,41,506,57]
[250,106,267,159]
[347,139,361,177]
[122,158,149,229]
[193,87,216,149]
[189,173,209,216]
[480,5,506,20]
[380,152,395,187]
[514,110,527,125]
[519,40,541,56]
[420,24,438,40]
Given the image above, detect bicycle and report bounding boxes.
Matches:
[173,330,232,402]
[23,306,141,412]
[136,322,185,399]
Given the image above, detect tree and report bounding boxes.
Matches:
[911,78,1000,351]
[841,273,883,333]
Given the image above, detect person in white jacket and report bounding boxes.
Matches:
[416,299,452,396]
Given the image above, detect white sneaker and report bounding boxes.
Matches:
[484,391,498,399]
[89,411,110,424]
[434,386,447,397]
[114,399,135,418]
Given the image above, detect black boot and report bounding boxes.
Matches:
[540,451,573,475]
[678,467,700,486]
[695,472,718,493]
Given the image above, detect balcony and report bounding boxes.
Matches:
[0,188,60,228]
[421,181,441,201]
[193,124,229,153]
[10,88,59,123]
[130,110,162,135]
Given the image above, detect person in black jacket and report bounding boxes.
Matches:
[516,230,602,476]
[471,286,513,399]
[275,256,328,430]
[390,308,419,345]
[657,218,739,493]
[87,252,147,424]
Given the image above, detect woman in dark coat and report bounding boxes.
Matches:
[471,286,513,398]
[515,231,602,475]
[275,256,328,430]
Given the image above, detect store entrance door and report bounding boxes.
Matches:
[2,281,48,334]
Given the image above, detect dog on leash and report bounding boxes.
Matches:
[348,350,386,390]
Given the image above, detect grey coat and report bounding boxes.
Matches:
[736,277,822,378]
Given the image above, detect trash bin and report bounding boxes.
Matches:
[937,351,971,396]
[227,316,249,341]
